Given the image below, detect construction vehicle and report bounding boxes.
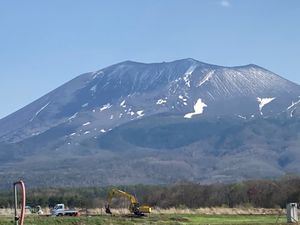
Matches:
[51,204,79,216]
[105,188,151,216]
[25,205,44,214]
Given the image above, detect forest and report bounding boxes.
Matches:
[0,176,299,209]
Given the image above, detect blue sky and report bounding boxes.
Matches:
[0,0,299,119]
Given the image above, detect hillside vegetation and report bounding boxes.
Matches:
[2,117,300,188]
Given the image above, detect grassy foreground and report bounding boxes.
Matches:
[0,214,287,225]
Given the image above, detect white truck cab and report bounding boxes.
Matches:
[51,204,79,216]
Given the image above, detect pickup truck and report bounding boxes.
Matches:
[51,204,79,216]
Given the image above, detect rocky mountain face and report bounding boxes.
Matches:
[1,58,300,188]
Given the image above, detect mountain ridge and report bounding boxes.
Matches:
[1,58,300,187]
[1,58,300,142]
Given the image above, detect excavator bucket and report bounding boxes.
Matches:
[133,211,145,217]
[105,205,112,214]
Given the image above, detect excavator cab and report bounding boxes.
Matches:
[130,202,145,216]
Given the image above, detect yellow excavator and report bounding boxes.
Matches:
[105,188,151,216]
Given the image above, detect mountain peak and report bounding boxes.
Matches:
[0,58,299,144]
[109,59,264,71]
[113,58,209,68]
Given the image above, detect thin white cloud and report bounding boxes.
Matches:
[220,0,231,7]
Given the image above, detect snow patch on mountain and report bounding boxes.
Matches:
[120,100,126,107]
[68,112,78,121]
[198,70,214,87]
[290,108,297,117]
[237,115,247,120]
[92,71,104,79]
[82,122,91,126]
[100,103,112,111]
[156,98,167,105]
[90,85,97,93]
[184,98,207,118]
[287,98,300,110]
[30,101,51,122]
[179,95,187,101]
[137,110,144,118]
[183,65,197,87]
[257,97,276,114]
[31,132,40,136]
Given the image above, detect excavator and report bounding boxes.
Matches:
[105,188,151,217]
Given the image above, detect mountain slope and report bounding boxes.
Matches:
[1,59,299,143]
[0,58,300,187]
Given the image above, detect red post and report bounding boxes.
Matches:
[14,180,26,225]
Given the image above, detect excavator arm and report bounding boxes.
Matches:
[106,188,138,206]
[105,188,151,216]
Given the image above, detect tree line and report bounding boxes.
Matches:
[0,176,299,209]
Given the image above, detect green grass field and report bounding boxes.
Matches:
[0,214,288,225]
